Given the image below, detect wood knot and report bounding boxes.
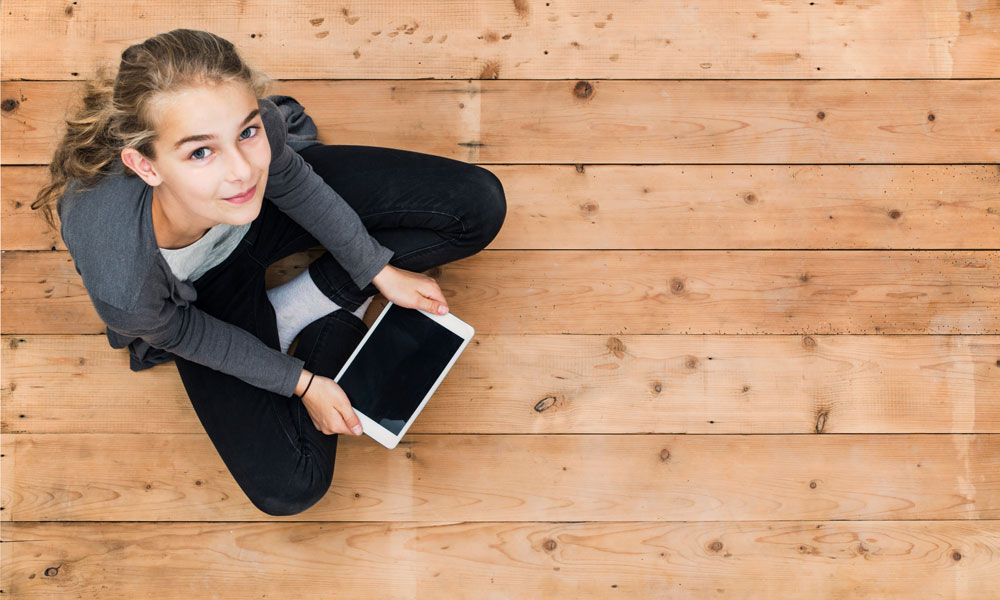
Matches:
[809,480,818,489]
[670,278,684,293]
[659,448,671,462]
[744,192,757,204]
[606,337,626,359]
[802,335,816,348]
[575,164,585,173]
[534,396,557,412]
[816,111,825,119]
[478,60,501,79]
[815,411,828,433]
[800,273,809,282]
[653,382,662,394]
[685,356,698,370]
[544,539,557,551]
[888,209,901,219]
[952,551,962,561]
[579,201,599,215]
[928,113,935,121]
[573,80,594,99]
[742,385,750,393]
[1,98,19,112]
[709,541,723,552]
[44,567,59,577]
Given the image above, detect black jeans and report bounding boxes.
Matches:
[173,144,506,516]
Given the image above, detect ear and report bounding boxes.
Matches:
[120,147,164,187]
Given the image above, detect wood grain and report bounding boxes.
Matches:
[5,80,1000,165]
[3,433,997,522]
[3,250,997,335]
[6,164,1000,251]
[4,334,998,435]
[3,0,998,79]
[3,521,998,599]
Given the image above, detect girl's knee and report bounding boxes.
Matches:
[248,465,333,516]
[468,166,507,247]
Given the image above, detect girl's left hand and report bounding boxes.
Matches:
[371,264,449,315]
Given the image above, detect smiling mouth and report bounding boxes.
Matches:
[224,184,257,203]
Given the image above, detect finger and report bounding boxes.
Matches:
[417,294,445,315]
[421,282,448,306]
[334,396,364,436]
[418,283,449,314]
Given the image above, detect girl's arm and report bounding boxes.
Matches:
[258,97,394,291]
[92,295,306,397]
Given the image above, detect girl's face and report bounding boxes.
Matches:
[124,80,270,247]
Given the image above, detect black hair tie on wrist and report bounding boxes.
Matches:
[301,372,316,398]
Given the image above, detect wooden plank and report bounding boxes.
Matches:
[3,0,998,80]
[7,163,1000,251]
[3,433,997,522]
[2,167,62,251]
[4,334,999,435]
[0,435,13,523]
[4,250,998,335]
[3,520,998,598]
[5,80,1000,165]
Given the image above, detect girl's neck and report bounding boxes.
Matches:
[151,187,213,249]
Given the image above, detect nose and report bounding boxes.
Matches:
[227,146,254,185]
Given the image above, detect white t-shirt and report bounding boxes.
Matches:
[158,221,251,282]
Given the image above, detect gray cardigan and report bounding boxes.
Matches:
[57,95,394,397]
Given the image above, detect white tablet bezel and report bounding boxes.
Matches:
[333,301,474,449]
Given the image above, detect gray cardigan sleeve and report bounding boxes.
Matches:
[61,191,306,396]
[259,97,394,290]
[89,276,306,398]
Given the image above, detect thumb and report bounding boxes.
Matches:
[420,295,445,315]
[336,398,363,435]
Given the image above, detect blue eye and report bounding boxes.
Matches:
[189,126,259,160]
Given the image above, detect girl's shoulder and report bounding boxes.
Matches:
[59,164,148,241]
[260,95,323,154]
[59,166,159,310]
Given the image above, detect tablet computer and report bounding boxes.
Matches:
[333,301,474,449]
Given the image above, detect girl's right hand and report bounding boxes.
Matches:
[297,370,363,436]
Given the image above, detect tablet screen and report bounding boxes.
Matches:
[338,304,464,434]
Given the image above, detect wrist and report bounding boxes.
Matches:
[372,264,394,287]
[295,368,313,397]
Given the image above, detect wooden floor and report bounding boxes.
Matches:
[3,1,1000,598]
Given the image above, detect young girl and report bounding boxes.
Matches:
[32,29,506,516]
